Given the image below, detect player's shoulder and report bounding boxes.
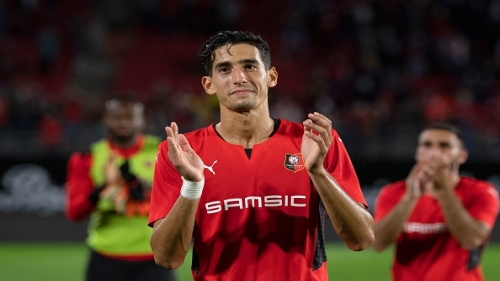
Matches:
[67,147,92,166]
[460,176,497,193]
[459,176,500,204]
[376,180,406,202]
[89,138,106,148]
[181,125,215,148]
[183,125,213,138]
[460,176,492,187]
[276,118,302,134]
[140,134,162,153]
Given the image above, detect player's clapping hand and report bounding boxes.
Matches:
[428,152,454,192]
[104,152,121,184]
[302,112,333,173]
[408,149,452,196]
[405,161,433,200]
[165,122,204,182]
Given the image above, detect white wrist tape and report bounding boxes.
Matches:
[180,177,205,200]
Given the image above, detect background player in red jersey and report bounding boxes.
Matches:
[148,31,374,280]
[65,94,176,281]
[373,123,500,281]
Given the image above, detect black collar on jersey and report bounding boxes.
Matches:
[212,118,281,159]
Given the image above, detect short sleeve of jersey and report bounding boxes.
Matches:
[373,181,405,222]
[148,140,182,226]
[325,129,367,208]
[462,178,499,228]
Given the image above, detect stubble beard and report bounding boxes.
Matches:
[232,99,256,113]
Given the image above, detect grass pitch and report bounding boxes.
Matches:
[0,242,498,280]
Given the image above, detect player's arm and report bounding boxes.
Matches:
[310,169,374,251]
[431,156,495,250]
[435,188,493,250]
[150,122,205,269]
[372,194,418,251]
[302,112,374,251]
[372,162,427,251]
[65,151,94,221]
[151,196,200,269]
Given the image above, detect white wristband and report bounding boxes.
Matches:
[180,177,205,200]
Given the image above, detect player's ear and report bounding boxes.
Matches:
[202,76,216,95]
[267,67,278,88]
[457,148,468,165]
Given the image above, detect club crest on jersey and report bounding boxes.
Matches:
[284,153,305,172]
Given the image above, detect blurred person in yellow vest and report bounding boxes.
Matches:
[65,93,176,281]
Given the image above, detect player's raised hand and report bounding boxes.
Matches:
[429,152,454,192]
[165,122,204,182]
[301,112,333,173]
[104,152,121,184]
[405,161,432,200]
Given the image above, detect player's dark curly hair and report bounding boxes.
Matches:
[201,31,272,76]
[423,122,465,148]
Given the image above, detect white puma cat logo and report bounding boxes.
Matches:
[204,160,218,175]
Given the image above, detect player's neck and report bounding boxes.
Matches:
[216,111,275,149]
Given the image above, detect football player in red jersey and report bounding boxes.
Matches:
[149,31,374,281]
[373,123,499,281]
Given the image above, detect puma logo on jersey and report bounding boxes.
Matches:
[204,160,218,175]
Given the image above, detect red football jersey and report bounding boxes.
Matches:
[149,119,366,281]
[375,177,499,281]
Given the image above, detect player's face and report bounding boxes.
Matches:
[104,101,145,144]
[201,43,278,113]
[415,129,467,169]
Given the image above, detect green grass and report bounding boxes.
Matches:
[0,242,499,280]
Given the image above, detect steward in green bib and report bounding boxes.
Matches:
[65,94,177,281]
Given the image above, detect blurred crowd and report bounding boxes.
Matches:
[1,0,500,161]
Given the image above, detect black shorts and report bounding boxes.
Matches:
[86,249,177,281]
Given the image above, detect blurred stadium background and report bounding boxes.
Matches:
[1,0,500,280]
